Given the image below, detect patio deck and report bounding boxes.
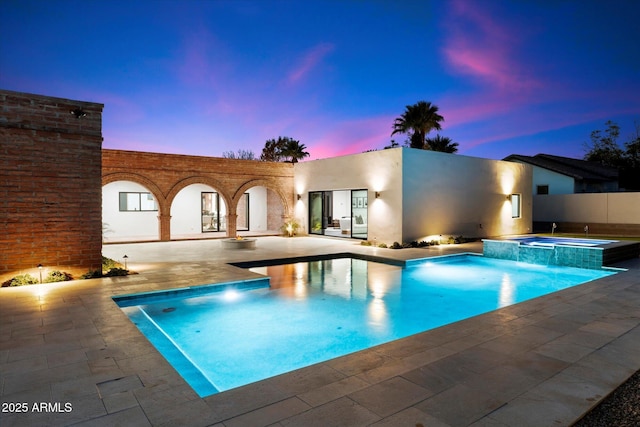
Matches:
[1,236,639,426]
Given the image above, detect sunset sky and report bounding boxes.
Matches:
[2,0,639,161]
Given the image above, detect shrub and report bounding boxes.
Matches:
[430,240,439,246]
[81,270,102,279]
[378,243,388,248]
[281,218,301,237]
[104,268,129,277]
[2,274,38,287]
[44,270,74,283]
[390,242,403,249]
[102,256,123,270]
[360,240,372,246]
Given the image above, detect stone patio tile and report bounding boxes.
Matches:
[51,376,104,400]
[0,384,51,404]
[204,381,293,422]
[348,376,431,417]
[325,348,393,377]
[0,354,47,375]
[401,345,458,368]
[224,397,311,427]
[562,351,637,388]
[6,340,82,363]
[47,393,108,426]
[280,396,380,427]
[556,329,615,349]
[135,387,217,426]
[2,361,92,395]
[462,364,543,402]
[268,363,346,395]
[369,406,452,427]
[579,319,637,337]
[482,394,579,427]
[47,348,88,368]
[500,351,569,381]
[414,383,504,427]
[102,390,139,413]
[533,339,594,363]
[297,375,370,407]
[96,375,144,397]
[71,406,150,427]
[533,316,584,334]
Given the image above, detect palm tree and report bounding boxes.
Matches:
[260,137,288,162]
[391,101,444,149]
[425,134,459,153]
[281,139,310,163]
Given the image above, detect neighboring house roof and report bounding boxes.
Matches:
[503,153,619,182]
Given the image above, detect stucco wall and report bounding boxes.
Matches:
[402,149,532,242]
[534,193,640,224]
[293,149,403,243]
[294,148,532,244]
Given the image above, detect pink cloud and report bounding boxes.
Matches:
[442,0,540,92]
[287,43,334,85]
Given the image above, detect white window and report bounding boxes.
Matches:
[119,192,158,211]
[511,194,521,218]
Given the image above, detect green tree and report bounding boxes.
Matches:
[260,137,288,162]
[425,134,459,153]
[281,139,310,163]
[583,120,625,168]
[260,136,309,163]
[391,101,444,149]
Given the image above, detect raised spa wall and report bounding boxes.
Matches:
[482,240,605,270]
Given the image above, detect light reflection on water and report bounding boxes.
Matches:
[122,255,614,396]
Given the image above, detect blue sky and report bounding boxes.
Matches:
[2,0,639,161]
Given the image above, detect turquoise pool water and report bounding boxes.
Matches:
[115,254,615,397]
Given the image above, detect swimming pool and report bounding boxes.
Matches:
[114,254,615,397]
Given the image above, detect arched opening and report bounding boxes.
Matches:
[242,186,285,234]
[102,180,161,242]
[171,184,229,238]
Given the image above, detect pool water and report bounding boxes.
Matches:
[116,254,615,397]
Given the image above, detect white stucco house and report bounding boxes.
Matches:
[294,148,532,244]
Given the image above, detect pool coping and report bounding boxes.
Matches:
[1,236,639,426]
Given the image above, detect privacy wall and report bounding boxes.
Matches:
[533,192,640,235]
[0,90,104,282]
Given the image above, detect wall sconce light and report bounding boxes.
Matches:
[70,108,87,118]
[505,194,512,201]
[375,192,381,199]
[297,194,302,201]
[38,263,43,284]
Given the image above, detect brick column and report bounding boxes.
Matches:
[159,213,171,241]
[226,213,237,237]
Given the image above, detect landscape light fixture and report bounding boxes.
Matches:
[38,264,43,284]
[70,108,87,118]
[123,255,128,270]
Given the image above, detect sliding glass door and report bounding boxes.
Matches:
[308,190,367,239]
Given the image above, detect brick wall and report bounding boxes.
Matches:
[102,149,295,239]
[1,89,103,283]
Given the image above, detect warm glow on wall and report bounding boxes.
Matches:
[500,172,515,195]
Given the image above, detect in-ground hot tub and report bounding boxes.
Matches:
[483,236,639,269]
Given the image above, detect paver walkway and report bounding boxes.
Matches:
[1,236,639,426]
